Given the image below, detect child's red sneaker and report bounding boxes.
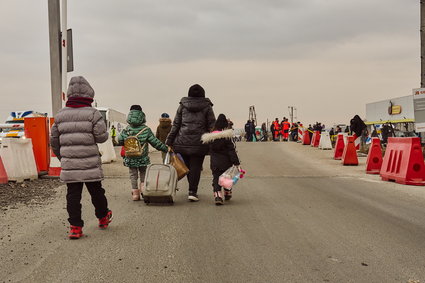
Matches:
[98,210,113,229]
[69,225,83,239]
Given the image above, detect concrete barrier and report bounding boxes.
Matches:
[98,136,117,164]
[0,138,38,182]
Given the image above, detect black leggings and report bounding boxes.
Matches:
[179,154,205,194]
[66,181,109,227]
[212,168,226,192]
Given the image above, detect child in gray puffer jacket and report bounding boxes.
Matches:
[50,76,113,239]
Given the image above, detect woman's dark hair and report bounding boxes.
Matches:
[213,114,228,131]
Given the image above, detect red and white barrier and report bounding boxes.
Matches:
[0,156,8,184]
[48,150,61,177]
[297,127,303,143]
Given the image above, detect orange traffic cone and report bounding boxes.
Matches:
[342,136,358,165]
[310,131,316,147]
[366,138,382,174]
[303,129,311,145]
[313,131,321,147]
[334,134,345,160]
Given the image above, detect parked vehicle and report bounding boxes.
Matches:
[0,111,47,140]
[96,107,127,135]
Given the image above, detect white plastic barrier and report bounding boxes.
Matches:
[318,131,332,150]
[98,136,117,164]
[0,138,38,182]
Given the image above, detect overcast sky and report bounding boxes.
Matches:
[0,0,420,128]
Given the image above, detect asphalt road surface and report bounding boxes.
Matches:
[1,142,425,283]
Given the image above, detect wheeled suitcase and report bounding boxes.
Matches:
[143,163,177,204]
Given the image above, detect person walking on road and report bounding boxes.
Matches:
[166,84,216,202]
[119,105,169,201]
[156,113,172,161]
[110,125,117,146]
[249,120,256,141]
[244,120,253,142]
[50,76,113,239]
[261,122,268,141]
[201,114,241,205]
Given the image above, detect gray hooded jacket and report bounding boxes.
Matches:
[50,76,108,183]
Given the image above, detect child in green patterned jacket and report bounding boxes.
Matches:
[118,105,169,201]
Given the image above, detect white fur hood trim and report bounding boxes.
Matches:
[201,129,234,144]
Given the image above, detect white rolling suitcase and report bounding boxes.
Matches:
[143,156,178,204]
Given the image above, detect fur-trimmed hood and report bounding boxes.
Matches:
[201,129,234,144]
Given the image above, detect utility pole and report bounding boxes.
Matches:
[61,0,68,103]
[288,106,296,124]
[421,0,425,87]
[48,0,62,116]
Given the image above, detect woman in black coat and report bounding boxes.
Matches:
[166,84,216,201]
[201,114,240,205]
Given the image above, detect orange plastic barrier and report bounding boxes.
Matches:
[24,117,50,174]
[380,137,425,185]
[342,136,358,165]
[366,138,382,174]
[0,156,8,184]
[334,134,345,160]
[311,131,320,147]
[302,130,311,145]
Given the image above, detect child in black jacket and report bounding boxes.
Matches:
[201,114,241,205]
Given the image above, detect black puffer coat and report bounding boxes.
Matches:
[201,129,240,170]
[166,97,216,155]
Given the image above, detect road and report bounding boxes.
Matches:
[1,142,425,282]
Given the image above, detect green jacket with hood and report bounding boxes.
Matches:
[118,110,168,167]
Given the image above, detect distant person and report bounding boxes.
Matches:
[281,118,290,141]
[156,113,172,161]
[344,126,350,133]
[261,122,268,141]
[119,105,169,201]
[244,120,252,142]
[272,118,281,141]
[110,125,117,146]
[250,120,256,141]
[329,128,336,145]
[350,115,367,138]
[308,124,313,141]
[290,122,298,141]
[381,123,395,144]
[201,114,241,205]
[50,76,112,239]
[336,126,342,133]
[166,84,216,202]
[227,119,234,129]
